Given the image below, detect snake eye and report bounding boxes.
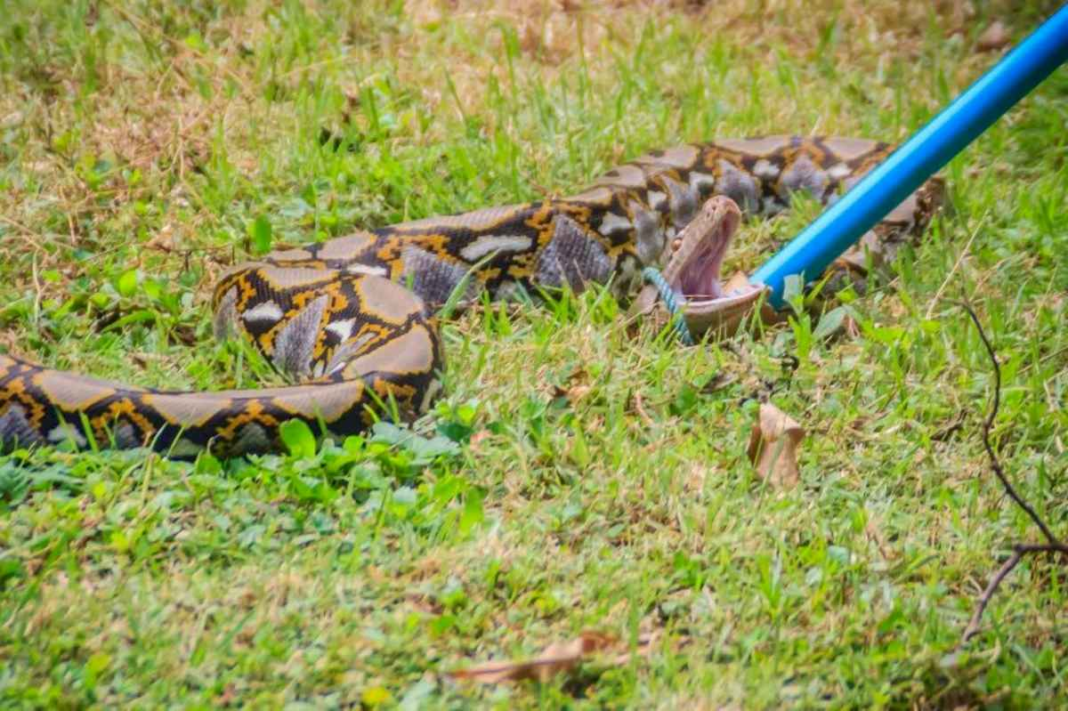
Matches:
[671,238,682,252]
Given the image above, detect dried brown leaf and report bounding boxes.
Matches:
[842,313,861,339]
[552,368,592,404]
[143,224,176,253]
[448,631,652,684]
[976,21,1010,52]
[685,463,710,494]
[468,430,492,452]
[217,684,238,706]
[565,384,592,403]
[746,403,805,487]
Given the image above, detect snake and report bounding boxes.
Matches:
[0,136,943,458]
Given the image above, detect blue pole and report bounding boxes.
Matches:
[751,4,1068,308]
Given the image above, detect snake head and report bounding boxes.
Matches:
[631,195,767,339]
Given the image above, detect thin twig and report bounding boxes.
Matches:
[955,301,1068,643]
[959,302,1062,547]
[962,548,1024,642]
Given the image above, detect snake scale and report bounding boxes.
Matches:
[0,136,943,457]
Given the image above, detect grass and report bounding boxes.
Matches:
[1,0,1066,707]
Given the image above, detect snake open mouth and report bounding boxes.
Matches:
[671,196,762,306]
[632,195,766,338]
[675,215,733,300]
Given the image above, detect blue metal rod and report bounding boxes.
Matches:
[751,4,1068,307]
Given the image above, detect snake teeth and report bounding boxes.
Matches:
[667,196,742,301]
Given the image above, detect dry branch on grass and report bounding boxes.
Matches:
[957,303,1068,643]
[448,631,655,684]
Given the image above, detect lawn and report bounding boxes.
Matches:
[1,0,1066,707]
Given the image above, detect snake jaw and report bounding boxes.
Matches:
[633,195,766,337]
[676,219,730,300]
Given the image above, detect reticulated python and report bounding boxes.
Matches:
[0,137,943,457]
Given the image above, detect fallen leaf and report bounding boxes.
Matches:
[747,403,805,487]
[843,313,861,339]
[630,391,654,428]
[448,631,653,684]
[699,372,734,395]
[565,384,592,404]
[685,463,711,494]
[217,684,237,706]
[468,430,492,452]
[976,21,1010,52]
[143,224,175,252]
[551,368,592,404]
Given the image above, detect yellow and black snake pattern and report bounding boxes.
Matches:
[0,137,942,457]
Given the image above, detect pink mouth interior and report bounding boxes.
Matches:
[676,221,729,300]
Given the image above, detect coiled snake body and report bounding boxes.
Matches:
[0,137,942,457]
